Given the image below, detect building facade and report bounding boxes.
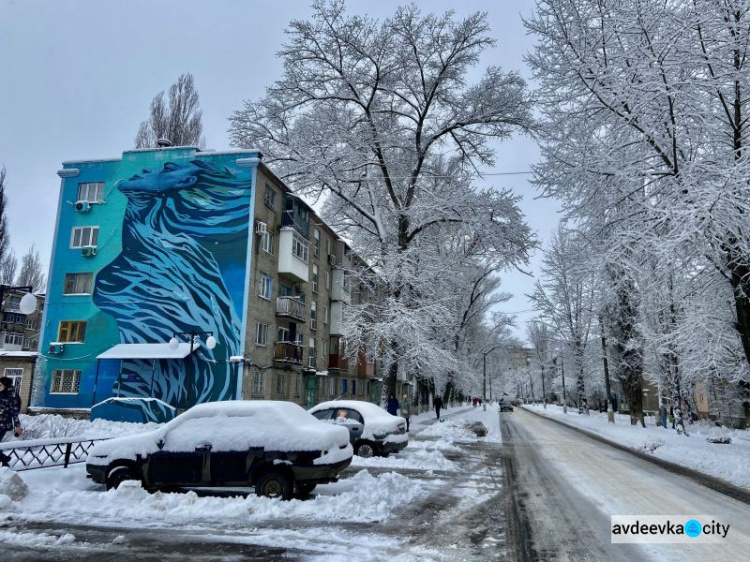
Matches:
[34,145,379,422]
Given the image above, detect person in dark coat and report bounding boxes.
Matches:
[434,395,443,420]
[386,394,399,416]
[0,376,23,467]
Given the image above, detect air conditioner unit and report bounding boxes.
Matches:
[49,343,64,355]
[74,200,91,213]
[81,245,98,257]
[328,254,337,266]
[255,221,268,235]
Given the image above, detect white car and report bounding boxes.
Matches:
[309,400,408,458]
[86,401,353,499]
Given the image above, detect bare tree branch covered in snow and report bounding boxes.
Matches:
[16,244,46,292]
[230,1,536,394]
[135,73,205,149]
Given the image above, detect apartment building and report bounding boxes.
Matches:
[33,145,380,422]
[0,287,44,412]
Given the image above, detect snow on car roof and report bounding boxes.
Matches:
[88,400,350,461]
[310,400,394,420]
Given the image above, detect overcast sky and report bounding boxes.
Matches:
[0,0,560,341]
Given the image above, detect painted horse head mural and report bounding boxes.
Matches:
[93,159,252,421]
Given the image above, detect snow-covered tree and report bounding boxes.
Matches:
[230,1,535,393]
[135,73,204,148]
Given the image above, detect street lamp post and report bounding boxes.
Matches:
[169,330,217,410]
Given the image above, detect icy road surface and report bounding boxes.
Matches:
[502,408,750,561]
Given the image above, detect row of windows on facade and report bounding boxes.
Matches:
[250,370,369,398]
[2,332,38,349]
[258,267,329,300]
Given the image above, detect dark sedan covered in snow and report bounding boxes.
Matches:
[86,401,353,499]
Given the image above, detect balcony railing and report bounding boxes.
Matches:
[274,341,303,364]
[276,297,306,322]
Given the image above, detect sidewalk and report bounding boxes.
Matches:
[524,404,750,493]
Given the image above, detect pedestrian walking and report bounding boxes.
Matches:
[433,395,443,420]
[0,376,23,467]
[400,395,411,432]
[386,393,399,416]
[659,403,668,429]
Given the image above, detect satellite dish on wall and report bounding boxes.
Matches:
[19,293,37,315]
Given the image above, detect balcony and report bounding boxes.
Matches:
[277,228,309,283]
[276,297,306,322]
[329,354,349,370]
[331,269,350,303]
[274,341,303,364]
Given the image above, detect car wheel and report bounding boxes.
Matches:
[355,441,376,458]
[106,465,139,491]
[295,482,317,497]
[255,471,293,500]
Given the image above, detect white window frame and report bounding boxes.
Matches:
[329,376,336,395]
[70,226,100,248]
[4,368,23,390]
[325,239,331,256]
[264,184,276,210]
[323,305,329,324]
[313,229,320,257]
[258,273,273,300]
[51,369,81,394]
[276,373,287,395]
[308,338,316,368]
[291,232,309,263]
[77,182,105,203]
[64,272,94,295]
[255,322,269,346]
[310,301,317,331]
[312,264,319,294]
[277,327,290,343]
[260,231,274,255]
[4,333,24,346]
[324,270,330,290]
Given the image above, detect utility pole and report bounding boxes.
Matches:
[600,317,615,423]
[561,355,567,414]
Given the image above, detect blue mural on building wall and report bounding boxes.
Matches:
[92,160,253,420]
[37,148,258,423]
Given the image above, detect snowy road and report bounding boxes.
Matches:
[502,408,750,561]
[2,407,511,561]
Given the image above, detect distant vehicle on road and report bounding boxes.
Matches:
[499,398,514,413]
[309,400,408,458]
[86,401,353,500]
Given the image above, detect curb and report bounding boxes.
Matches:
[521,406,750,506]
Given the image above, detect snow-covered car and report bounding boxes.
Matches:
[308,400,408,458]
[499,397,514,412]
[86,401,353,499]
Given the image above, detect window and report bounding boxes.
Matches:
[4,313,24,324]
[23,337,37,351]
[329,377,336,395]
[7,296,21,311]
[277,327,290,342]
[313,229,320,257]
[324,271,330,291]
[77,182,104,203]
[3,368,23,391]
[264,183,277,210]
[25,318,36,330]
[258,273,273,300]
[70,226,99,248]
[294,374,301,397]
[51,369,81,394]
[4,333,24,346]
[276,373,287,395]
[341,378,348,395]
[325,239,331,256]
[312,264,319,294]
[292,232,309,262]
[310,301,317,331]
[57,321,86,343]
[308,339,316,368]
[255,322,269,346]
[260,231,274,255]
[252,371,265,394]
[350,379,356,396]
[323,305,329,324]
[64,272,93,295]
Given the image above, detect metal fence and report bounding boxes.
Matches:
[0,437,106,471]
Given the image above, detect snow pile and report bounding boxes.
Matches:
[0,467,29,502]
[526,404,750,489]
[17,413,159,441]
[12,465,426,527]
[352,446,458,471]
[0,530,76,548]
[419,407,502,444]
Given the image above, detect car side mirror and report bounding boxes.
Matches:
[157,439,165,450]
